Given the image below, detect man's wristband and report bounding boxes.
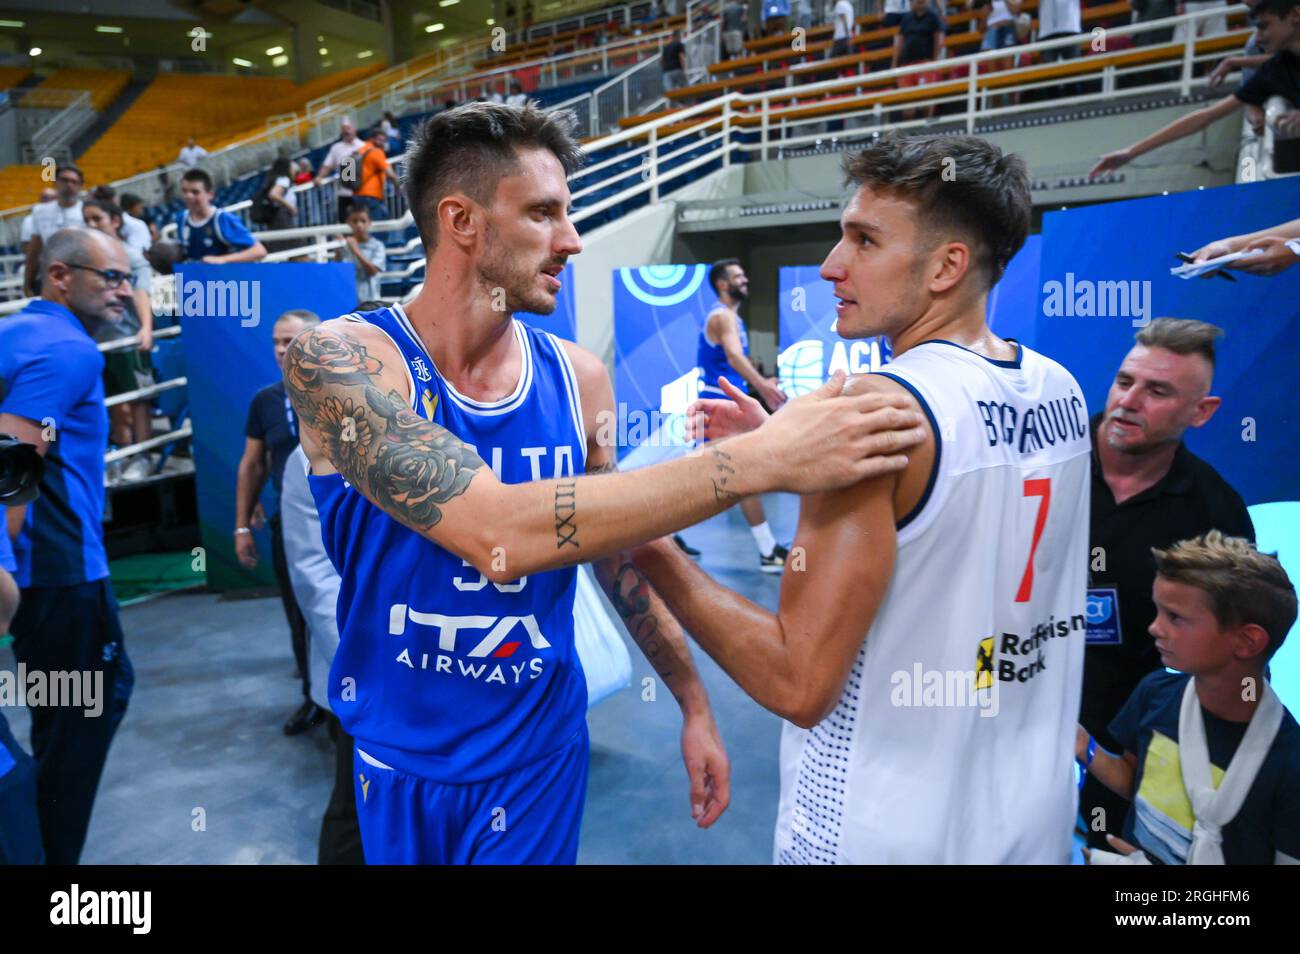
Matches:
[234,527,252,535]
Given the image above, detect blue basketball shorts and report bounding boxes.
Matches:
[352,725,589,865]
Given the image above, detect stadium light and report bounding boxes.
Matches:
[232,57,253,67]
[0,20,26,28]
[486,18,495,25]
[440,0,460,6]
[96,25,124,34]
[425,23,445,32]
[272,55,289,66]
[319,47,328,55]
[266,46,284,55]
[28,46,41,56]
[357,50,373,58]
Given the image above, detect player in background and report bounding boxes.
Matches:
[698,259,791,572]
[637,133,1093,864]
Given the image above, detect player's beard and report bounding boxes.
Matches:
[728,281,747,302]
[477,224,556,316]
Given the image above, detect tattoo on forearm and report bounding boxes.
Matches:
[283,328,484,530]
[609,562,675,683]
[554,480,578,549]
[709,447,739,503]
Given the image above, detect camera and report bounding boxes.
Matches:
[0,433,44,507]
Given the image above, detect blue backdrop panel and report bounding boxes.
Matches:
[612,264,716,464]
[178,261,356,591]
[776,235,1042,393]
[1035,178,1299,508]
[517,263,576,341]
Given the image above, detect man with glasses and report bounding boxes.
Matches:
[0,228,136,864]
[21,164,85,298]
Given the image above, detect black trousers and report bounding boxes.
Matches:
[319,714,364,865]
[269,513,310,702]
[0,709,44,864]
[9,578,133,865]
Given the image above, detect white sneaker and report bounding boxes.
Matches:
[121,456,153,482]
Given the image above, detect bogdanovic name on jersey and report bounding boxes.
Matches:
[975,392,1088,454]
[389,601,550,687]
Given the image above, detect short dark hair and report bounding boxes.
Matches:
[181,167,215,192]
[841,133,1031,289]
[1135,317,1223,369]
[120,192,144,211]
[403,101,585,251]
[91,184,116,201]
[346,204,371,220]
[1252,0,1298,19]
[56,163,84,184]
[709,258,741,293]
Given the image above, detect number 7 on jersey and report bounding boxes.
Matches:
[1015,478,1052,603]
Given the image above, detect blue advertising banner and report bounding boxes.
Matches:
[177,261,356,591]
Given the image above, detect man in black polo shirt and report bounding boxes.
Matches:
[234,309,323,736]
[1081,318,1254,849]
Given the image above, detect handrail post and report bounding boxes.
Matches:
[722,98,732,168]
[761,96,770,161]
[1180,16,1195,98]
[650,126,660,202]
[966,63,978,133]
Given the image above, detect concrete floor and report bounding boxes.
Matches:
[1,495,801,865]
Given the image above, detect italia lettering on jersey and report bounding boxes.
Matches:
[308,305,590,784]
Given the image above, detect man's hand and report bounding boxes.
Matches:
[757,377,787,411]
[1083,833,1142,863]
[1191,237,1238,263]
[234,530,258,569]
[137,326,153,352]
[1089,147,1133,178]
[1234,236,1298,275]
[681,710,730,828]
[733,371,925,494]
[688,376,769,441]
[1275,111,1300,137]
[201,255,221,264]
[1208,56,1236,88]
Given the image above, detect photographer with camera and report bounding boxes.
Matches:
[0,228,136,865]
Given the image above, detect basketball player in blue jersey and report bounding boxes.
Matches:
[282,103,928,865]
[698,259,791,572]
[639,134,1093,864]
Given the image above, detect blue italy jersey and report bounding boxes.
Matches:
[175,208,256,261]
[309,304,589,783]
[696,300,748,395]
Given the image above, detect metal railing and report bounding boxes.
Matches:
[554,16,720,137]
[13,88,95,165]
[519,2,654,42]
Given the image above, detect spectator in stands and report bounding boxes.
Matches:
[795,0,815,32]
[1210,0,1269,86]
[157,165,177,205]
[18,187,56,260]
[1192,215,1300,274]
[178,137,208,168]
[894,0,946,118]
[352,128,400,222]
[970,0,1023,53]
[82,199,157,484]
[883,0,909,27]
[1038,0,1083,65]
[1090,0,1300,176]
[507,80,529,107]
[1175,0,1230,45]
[22,164,85,298]
[235,309,324,737]
[722,0,748,58]
[645,0,667,23]
[830,0,857,60]
[176,168,267,264]
[1132,0,1180,47]
[118,193,160,245]
[292,158,314,185]
[90,185,151,261]
[338,205,387,304]
[663,29,689,92]
[314,119,366,223]
[254,157,298,256]
[381,111,402,154]
[0,227,137,865]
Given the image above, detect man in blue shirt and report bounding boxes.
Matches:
[0,228,136,864]
[175,168,267,265]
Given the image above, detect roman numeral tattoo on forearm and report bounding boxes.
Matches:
[283,328,485,530]
[554,480,578,549]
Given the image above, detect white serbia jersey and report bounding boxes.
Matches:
[774,340,1092,865]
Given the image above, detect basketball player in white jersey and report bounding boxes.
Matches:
[635,133,1093,864]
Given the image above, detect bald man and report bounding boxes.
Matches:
[0,228,137,864]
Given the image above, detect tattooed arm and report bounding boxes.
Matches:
[563,341,730,828]
[284,320,923,582]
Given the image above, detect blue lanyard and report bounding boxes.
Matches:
[284,392,297,439]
